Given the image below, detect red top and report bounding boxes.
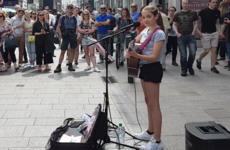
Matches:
[137,17,146,34]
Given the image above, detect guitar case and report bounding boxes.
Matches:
[45,104,108,150]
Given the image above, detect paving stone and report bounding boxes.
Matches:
[5,119,35,126]
[0,138,29,148]
[3,110,32,118]
[41,98,60,104]
[17,99,42,104]
[27,105,52,110]
[52,104,84,110]
[0,99,18,105]
[204,109,230,119]
[59,97,89,104]
[28,137,49,148]
[34,118,65,126]
[0,126,25,137]
[31,110,64,118]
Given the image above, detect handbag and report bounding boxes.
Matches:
[45,33,56,54]
[28,35,35,42]
[54,34,60,44]
[4,36,19,49]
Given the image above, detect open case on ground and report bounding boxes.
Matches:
[45,104,108,150]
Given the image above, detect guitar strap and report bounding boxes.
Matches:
[136,27,161,54]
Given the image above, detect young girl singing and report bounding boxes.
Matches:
[126,5,165,150]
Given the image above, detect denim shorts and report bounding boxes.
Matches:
[61,34,77,51]
[139,62,163,83]
[82,38,94,47]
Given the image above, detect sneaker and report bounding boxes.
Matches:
[224,65,230,69]
[84,66,91,71]
[68,64,75,71]
[93,67,100,73]
[188,67,195,75]
[196,59,201,70]
[119,61,124,66]
[82,55,85,58]
[181,70,187,77]
[140,138,163,150]
[211,67,219,74]
[54,65,62,73]
[30,65,35,68]
[172,61,179,66]
[134,130,153,141]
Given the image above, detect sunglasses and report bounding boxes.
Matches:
[100,8,106,10]
[39,14,44,16]
[32,13,36,15]
[18,10,24,13]
[67,6,73,9]
[45,9,49,10]
[131,6,137,8]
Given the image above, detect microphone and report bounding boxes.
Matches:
[119,21,141,31]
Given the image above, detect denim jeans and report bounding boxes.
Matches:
[25,35,36,62]
[177,34,197,71]
[97,33,109,61]
[225,43,230,65]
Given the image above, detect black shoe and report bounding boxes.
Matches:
[68,64,75,71]
[196,59,201,70]
[224,65,230,69]
[23,60,28,63]
[54,65,62,73]
[53,55,56,57]
[119,61,124,66]
[172,61,179,66]
[181,70,187,77]
[211,67,219,74]
[188,67,195,75]
[82,55,85,58]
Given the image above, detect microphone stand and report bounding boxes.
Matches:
[88,29,139,150]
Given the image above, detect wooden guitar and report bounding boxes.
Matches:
[127,39,140,78]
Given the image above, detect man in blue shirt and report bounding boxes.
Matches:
[130,3,140,39]
[95,4,111,63]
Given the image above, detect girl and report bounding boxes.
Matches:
[23,10,36,68]
[113,8,133,66]
[78,10,100,72]
[126,5,165,150]
[32,11,53,71]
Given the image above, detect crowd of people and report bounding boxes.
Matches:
[0,0,230,149]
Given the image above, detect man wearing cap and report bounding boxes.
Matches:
[54,4,78,73]
[95,5,111,63]
[10,9,25,67]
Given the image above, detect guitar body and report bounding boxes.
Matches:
[128,57,139,78]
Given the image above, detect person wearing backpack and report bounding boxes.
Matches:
[112,8,133,66]
[54,4,78,73]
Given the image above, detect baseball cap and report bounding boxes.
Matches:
[86,5,92,8]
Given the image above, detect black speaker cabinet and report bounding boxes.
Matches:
[185,121,230,150]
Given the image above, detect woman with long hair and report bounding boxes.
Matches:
[0,11,18,72]
[78,10,100,72]
[23,10,36,68]
[126,5,165,150]
[136,5,147,35]
[31,10,36,21]
[166,6,178,66]
[32,11,53,71]
[113,8,133,66]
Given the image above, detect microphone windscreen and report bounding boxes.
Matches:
[133,21,141,27]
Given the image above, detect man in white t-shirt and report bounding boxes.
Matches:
[73,6,82,65]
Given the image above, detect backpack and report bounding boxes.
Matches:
[61,15,77,32]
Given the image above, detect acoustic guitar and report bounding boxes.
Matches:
[127,40,140,78]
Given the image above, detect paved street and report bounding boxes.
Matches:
[0,48,230,150]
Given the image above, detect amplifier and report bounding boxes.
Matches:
[185,121,230,150]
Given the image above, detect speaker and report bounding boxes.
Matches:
[185,121,230,150]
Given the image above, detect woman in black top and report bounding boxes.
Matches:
[32,11,53,71]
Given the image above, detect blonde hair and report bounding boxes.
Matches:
[43,10,49,20]
[143,5,165,31]
[81,10,93,22]
[0,11,6,20]
[219,2,229,17]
